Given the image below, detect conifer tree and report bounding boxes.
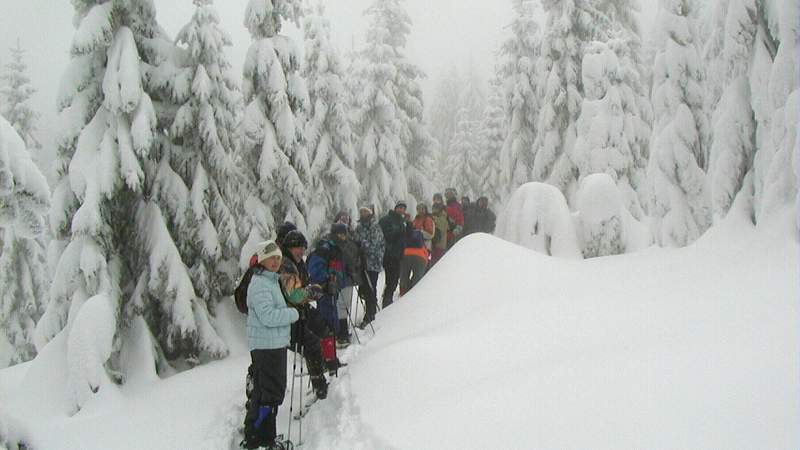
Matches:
[498,0,540,198]
[240,0,310,257]
[445,108,482,197]
[302,4,360,239]
[648,0,711,246]
[169,0,242,305]
[480,74,507,206]
[36,0,228,409]
[0,40,40,153]
[0,117,49,368]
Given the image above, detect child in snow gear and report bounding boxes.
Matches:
[379,202,409,308]
[354,206,384,328]
[242,241,299,450]
[399,229,429,296]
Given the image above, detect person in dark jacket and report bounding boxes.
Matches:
[242,240,298,450]
[354,206,384,328]
[279,231,332,399]
[379,201,409,308]
[332,211,362,346]
[470,196,497,234]
[399,229,428,296]
[307,224,349,337]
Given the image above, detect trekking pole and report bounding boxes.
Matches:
[358,295,377,334]
[297,343,304,447]
[343,300,361,345]
[287,342,299,446]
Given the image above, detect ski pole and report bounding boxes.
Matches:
[297,343,304,447]
[343,300,361,345]
[287,341,298,444]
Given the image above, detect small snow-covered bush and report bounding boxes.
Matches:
[496,182,581,258]
[575,174,625,258]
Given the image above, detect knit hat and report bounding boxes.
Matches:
[255,240,282,263]
[394,201,408,210]
[275,221,297,245]
[359,206,373,215]
[330,223,348,236]
[282,230,308,249]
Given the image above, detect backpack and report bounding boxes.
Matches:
[234,266,258,314]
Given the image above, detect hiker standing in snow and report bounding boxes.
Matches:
[444,188,465,249]
[430,202,449,266]
[307,224,349,342]
[332,211,362,347]
[399,229,429,296]
[412,202,436,254]
[279,230,338,399]
[379,201,409,308]
[354,206,384,328]
[242,241,298,450]
[470,196,496,235]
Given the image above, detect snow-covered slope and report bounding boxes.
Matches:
[1,209,797,449]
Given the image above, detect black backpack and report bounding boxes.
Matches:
[234,266,258,314]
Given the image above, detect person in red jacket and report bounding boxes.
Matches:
[444,188,464,249]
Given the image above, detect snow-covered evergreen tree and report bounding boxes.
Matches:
[479,73,507,206]
[352,0,435,211]
[444,108,482,197]
[0,117,49,368]
[36,0,228,409]
[169,0,242,308]
[498,0,540,199]
[753,0,798,223]
[572,35,652,219]
[239,0,310,260]
[0,40,40,154]
[647,0,711,247]
[429,67,463,182]
[302,4,360,240]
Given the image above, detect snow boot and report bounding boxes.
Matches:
[310,374,328,400]
[336,319,351,347]
[357,314,374,330]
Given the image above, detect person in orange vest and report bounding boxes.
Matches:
[399,229,429,296]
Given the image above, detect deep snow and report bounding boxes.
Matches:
[1,208,797,449]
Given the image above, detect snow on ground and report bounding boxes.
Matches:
[1,208,798,449]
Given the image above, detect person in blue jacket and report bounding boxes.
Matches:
[242,240,299,450]
[307,223,349,337]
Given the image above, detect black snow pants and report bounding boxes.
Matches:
[382,255,402,308]
[289,305,331,376]
[243,348,287,449]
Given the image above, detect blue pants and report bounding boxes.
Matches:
[317,295,339,334]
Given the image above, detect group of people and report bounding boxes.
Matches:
[239,188,496,449]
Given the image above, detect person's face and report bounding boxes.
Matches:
[445,191,455,201]
[461,197,470,205]
[395,206,406,216]
[288,247,305,261]
[359,210,371,221]
[335,232,348,242]
[433,195,443,204]
[338,215,350,226]
[478,199,488,209]
[261,255,282,272]
[417,205,425,215]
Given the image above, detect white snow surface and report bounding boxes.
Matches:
[1,208,797,449]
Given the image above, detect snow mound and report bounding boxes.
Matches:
[495,182,581,257]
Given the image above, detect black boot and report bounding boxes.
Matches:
[310,374,328,400]
[336,319,350,347]
[357,314,374,329]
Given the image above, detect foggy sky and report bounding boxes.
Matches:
[0,0,657,169]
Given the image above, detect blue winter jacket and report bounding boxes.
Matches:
[247,268,299,351]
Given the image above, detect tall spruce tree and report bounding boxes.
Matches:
[479,73,507,206]
[445,108,482,197]
[353,0,412,211]
[169,0,242,307]
[302,4,360,240]
[36,0,228,410]
[239,0,310,258]
[0,117,49,368]
[647,0,711,246]
[0,40,41,153]
[498,0,540,199]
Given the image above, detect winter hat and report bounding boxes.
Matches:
[276,221,297,245]
[394,201,408,210]
[359,206,373,216]
[330,223,348,236]
[255,240,282,263]
[334,211,351,224]
[282,230,308,249]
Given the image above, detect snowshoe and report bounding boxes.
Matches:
[357,315,374,329]
[310,374,328,400]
